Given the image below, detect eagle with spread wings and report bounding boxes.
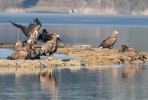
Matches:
[9,18,42,37]
[9,18,52,44]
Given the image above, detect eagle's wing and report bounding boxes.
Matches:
[38,29,53,43]
[28,18,42,31]
[7,49,28,59]
[124,50,140,59]
[99,36,117,48]
[127,48,136,51]
[42,41,54,52]
[9,21,30,37]
[28,23,37,30]
[34,18,42,27]
[38,34,52,43]
[104,37,117,46]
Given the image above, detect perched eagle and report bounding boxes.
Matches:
[98,30,118,49]
[7,40,39,60]
[121,45,146,63]
[120,45,135,52]
[38,33,62,57]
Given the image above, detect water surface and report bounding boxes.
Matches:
[0,13,148,51]
[0,48,82,60]
[0,64,148,100]
[0,13,148,100]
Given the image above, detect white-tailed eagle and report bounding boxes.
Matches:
[98,30,118,49]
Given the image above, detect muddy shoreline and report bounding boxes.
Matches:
[0,43,148,68]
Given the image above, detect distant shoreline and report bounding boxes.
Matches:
[3,8,148,15]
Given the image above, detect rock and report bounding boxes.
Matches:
[0,44,148,67]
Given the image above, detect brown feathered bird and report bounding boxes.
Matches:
[7,40,39,60]
[120,45,136,52]
[98,30,118,49]
[10,19,53,44]
[121,45,146,63]
[38,33,62,57]
[9,18,42,37]
[9,18,42,44]
[15,40,25,50]
[27,30,40,44]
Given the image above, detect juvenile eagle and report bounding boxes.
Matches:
[10,19,52,44]
[121,45,146,63]
[9,18,42,44]
[119,45,136,52]
[98,30,118,49]
[9,18,42,37]
[15,40,24,50]
[7,40,39,60]
[38,33,62,57]
[38,29,53,43]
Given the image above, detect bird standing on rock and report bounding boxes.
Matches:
[7,40,39,60]
[98,30,118,49]
[38,33,62,57]
[120,45,146,64]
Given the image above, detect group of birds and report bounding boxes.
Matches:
[6,18,146,64]
[7,18,62,60]
[98,30,146,63]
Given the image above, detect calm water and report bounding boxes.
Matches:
[1,13,148,100]
[0,64,148,100]
[0,13,148,51]
[0,48,82,60]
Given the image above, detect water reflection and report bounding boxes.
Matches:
[122,64,144,78]
[40,72,57,100]
[1,64,148,100]
[0,14,148,52]
[1,14,148,99]
[1,25,148,52]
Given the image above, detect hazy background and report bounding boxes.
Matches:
[1,0,148,14]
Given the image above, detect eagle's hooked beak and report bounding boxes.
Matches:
[57,35,62,42]
[58,38,62,42]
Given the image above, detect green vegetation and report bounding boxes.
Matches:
[1,0,148,14]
